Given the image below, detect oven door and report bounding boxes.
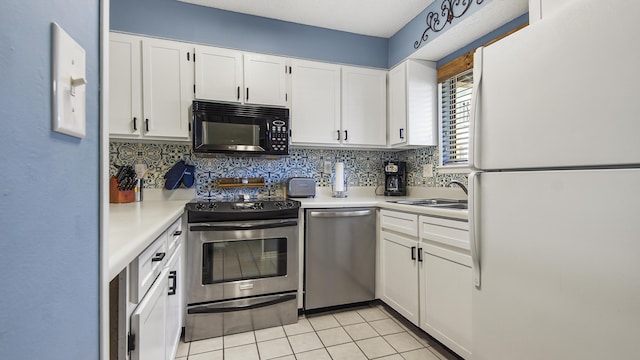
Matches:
[187,218,299,304]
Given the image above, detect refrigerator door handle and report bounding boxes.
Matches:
[469,171,481,288]
[469,47,483,170]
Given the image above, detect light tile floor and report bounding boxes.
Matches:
[175,303,460,360]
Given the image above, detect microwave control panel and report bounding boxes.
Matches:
[268,119,289,154]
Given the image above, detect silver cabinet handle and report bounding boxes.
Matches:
[309,210,373,218]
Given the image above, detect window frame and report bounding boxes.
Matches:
[438,71,472,173]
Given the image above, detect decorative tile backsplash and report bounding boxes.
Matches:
[110,142,468,198]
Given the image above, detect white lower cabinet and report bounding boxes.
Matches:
[419,215,471,359]
[113,217,184,360]
[380,230,420,324]
[130,266,168,360]
[379,210,420,324]
[164,244,183,360]
[379,210,471,359]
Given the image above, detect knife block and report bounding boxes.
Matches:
[109,176,135,203]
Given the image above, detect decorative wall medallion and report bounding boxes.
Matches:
[414,0,484,49]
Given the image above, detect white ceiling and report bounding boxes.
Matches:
[178,0,436,38]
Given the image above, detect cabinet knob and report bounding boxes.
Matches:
[399,128,405,139]
[133,117,137,131]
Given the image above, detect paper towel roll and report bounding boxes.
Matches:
[334,162,345,192]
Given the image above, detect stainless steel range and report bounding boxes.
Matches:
[184,198,301,341]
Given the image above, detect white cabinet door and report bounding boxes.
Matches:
[388,59,437,147]
[388,64,407,146]
[243,53,288,106]
[421,248,472,359]
[341,66,387,147]
[165,244,182,360]
[194,46,243,103]
[130,268,168,360]
[109,33,142,138]
[380,230,420,325]
[290,59,341,145]
[419,215,471,359]
[141,38,193,140]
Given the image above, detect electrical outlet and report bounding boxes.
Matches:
[323,161,332,173]
[422,164,434,177]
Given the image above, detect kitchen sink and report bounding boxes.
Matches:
[387,198,468,210]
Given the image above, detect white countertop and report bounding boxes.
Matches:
[108,189,194,280]
[108,187,467,280]
[297,187,469,221]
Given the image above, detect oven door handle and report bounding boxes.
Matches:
[187,293,296,314]
[190,220,298,232]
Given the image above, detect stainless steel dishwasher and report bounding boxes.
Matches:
[304,208,376,310]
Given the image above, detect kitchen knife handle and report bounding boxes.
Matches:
[133,117,137,131]
[411,246,416,261]
[168,271,177,295]
[151,252,166,262]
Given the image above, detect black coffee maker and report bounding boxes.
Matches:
[384,161,407,196]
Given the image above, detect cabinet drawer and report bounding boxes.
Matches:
[130,232,168,304]
[166,218,182,258]
[419,216,469,250]
[380,210,418,237]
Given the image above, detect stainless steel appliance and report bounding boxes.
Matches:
[304,208,376,310]
[287,177,316,198]
[184,198,301,341]
[192,100,290,155]
[384,161,406,196]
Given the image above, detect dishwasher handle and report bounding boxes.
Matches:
[309,210,373,218]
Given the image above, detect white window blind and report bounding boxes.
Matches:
[440,69,473,166]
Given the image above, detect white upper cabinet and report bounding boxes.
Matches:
[194,46,243,103]
[341,66,387,147]
[109,33,142,138]
[243,53,288,106]
[109,32,193,141]
[194,47,288,107]
[388,59,437,147]
[290,59,387,147]
[290,59,342,145]
[141,38,193,140]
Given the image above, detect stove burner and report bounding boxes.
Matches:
[186,198,301,222]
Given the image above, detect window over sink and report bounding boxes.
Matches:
[439,69,472,167]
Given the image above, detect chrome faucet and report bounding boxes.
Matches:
[448,180,468,195]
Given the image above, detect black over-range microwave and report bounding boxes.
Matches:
[192,100,290,155]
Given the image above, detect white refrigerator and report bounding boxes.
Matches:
[469,1,640,359]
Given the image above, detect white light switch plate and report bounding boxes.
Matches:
[52,22,86,138]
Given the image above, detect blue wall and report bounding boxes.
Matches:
[388,0,490,67]
[111,0,389,68]
[0,1,100,359]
